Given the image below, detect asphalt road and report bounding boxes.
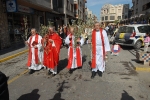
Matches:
[0,45,150,100]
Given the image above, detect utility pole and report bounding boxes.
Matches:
[64,0,67,25]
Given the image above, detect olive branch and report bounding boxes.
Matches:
[39,21,54,37]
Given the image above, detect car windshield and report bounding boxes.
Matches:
[137,26,150,33]
[118,26,135,33]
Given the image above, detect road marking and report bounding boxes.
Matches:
[136,67,150,71]
[8,69,28,84]
[0,49,28,63]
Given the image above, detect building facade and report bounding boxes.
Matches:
[74,0,87,21]
[0,0,10,49]
[131,0,150,24]
[0,0,87,50]
[100,4,129,26]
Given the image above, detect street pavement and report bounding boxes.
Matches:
[0,44,150,100]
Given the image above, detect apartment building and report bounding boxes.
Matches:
[0,0,87,49]
[74,0,87,21]
[132,0,150,24]
[100,4,129,26]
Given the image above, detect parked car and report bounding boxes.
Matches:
[114,24,150,49]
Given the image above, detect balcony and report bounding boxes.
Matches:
[85,5,87,9]
[17,0,53,12]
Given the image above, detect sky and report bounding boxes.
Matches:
[86,0,133,21]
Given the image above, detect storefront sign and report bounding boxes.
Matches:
[6,0,17,12]
[18,5,34,13]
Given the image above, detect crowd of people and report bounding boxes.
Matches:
[25,22,110,79]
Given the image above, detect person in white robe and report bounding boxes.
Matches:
[90,22,110,79]
[26,28,43,74]
[65,27,84,74]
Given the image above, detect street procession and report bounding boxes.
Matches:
[0,0,150,100]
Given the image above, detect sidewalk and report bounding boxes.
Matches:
[0,43,28,61]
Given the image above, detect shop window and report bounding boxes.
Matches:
[8,13,32,43]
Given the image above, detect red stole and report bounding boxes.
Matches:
[27,34,39,67]
[67,34,82,69]
[91,28,105,68]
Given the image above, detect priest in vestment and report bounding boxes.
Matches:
[26,28,43,74]
[90,22,110,79]
[65,27,84,74]
[42,27,62,76]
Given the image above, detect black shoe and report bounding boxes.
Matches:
[97,70,102,77]
[91,71,96,79]
[48,70,52,75]
[69,69,73,74]
[29,69,34,74]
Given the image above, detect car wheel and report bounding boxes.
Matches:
[134,40,142,49]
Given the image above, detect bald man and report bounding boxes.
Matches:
[26,28,43,74]
[90,22,110,79]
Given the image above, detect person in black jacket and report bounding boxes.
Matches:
[0,71,9,100]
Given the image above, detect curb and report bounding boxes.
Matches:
[0,49,28,63]
[129,61,150,71]
[135,67,150,71]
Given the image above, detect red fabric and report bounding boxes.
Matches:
[27,34,39,67]
[76,47,82,67]
[43,33,62,69]
[67,34,73,69]
[91,28,105,68]
[67,34,82,69]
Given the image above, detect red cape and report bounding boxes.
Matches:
[42,33,62,69]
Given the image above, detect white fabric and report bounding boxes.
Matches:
[48,67,57,74]
[144,42,149,52]
[27,35,43,70]
[92,30,110,72]
[65,34,84,69]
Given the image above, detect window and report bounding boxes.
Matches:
[136,0,138,5]
[105,16,108,20]
[136,8,138,14]
[101,17,104,21]
[118,9,121,13]
[118,26,135,33]
[133,1,135,7]
[110,16,115,20]
[126,27,135,33]
[118,16,121,20]
[138,26,150,33]
[125,8,128,13]
[111,9,114,13]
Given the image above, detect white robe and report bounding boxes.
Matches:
[65,35,84,69]
[27,35,43,70]
[92,30,110,72]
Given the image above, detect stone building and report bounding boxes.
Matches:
[0,0,10,49]
[100,4,129,26]
[132,0,150,24]
[74,0,87,21]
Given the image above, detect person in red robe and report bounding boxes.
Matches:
[42,26,62,76]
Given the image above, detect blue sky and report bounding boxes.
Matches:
[86,0,133,20]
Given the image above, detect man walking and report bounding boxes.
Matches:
[90,22,110,79]
[26,28,43,74]
[42,26,62,76]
